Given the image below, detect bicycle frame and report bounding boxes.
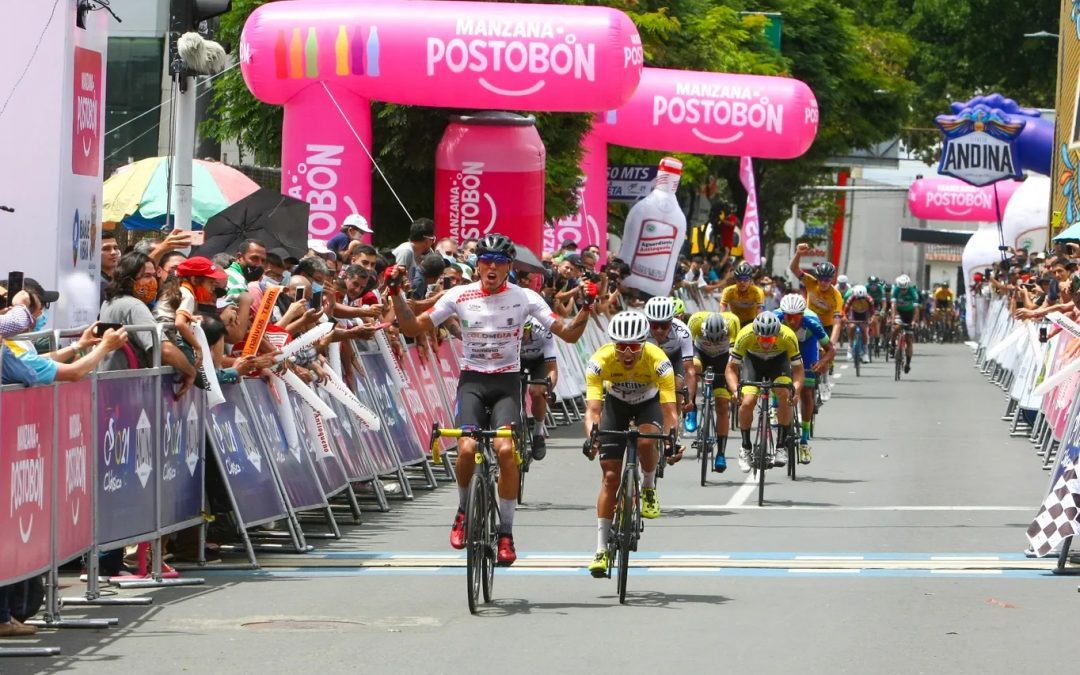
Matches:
[742,380,793,506]
[517,376,552,504]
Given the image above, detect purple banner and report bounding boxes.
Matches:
[160,382,204,531]
[56,380,93,564]
[207,384,287,527]
[0,386,54,583]
[322,389,377,483]
[348,365,399,476]
[358,352,426,464]
[97,376,157,545]
[287,389,349,497]
[243,380,326,512]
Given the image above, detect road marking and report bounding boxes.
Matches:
[840,364,849,370]
[834,373,843,379]
[667,505,1031,512]
[788,568,860,574]
[723,473,760,508]
[660,554,731,559]
[796,555,865,560]
[931,555,1001,561]
[930,569,1002,575]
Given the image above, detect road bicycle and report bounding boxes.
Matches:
[892,318,913,381]
[742,380,794,506]
[517,375,552,505]
[431,424,517,615]
[851,322,868,377]
[693,368,717,486]
[583,424,675,604]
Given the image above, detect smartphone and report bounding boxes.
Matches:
[309,289,323,310]
[188,230,205,246]
[6,271,23,309]
[93,322,124,337]
[442,277,453,290]
[295,286,308,302]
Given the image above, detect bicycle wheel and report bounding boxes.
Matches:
[854,335,862,377]
[756,400,768,506]
[787,408,797,481]
[465,472,488,614]
[698,395,714,486]
[481,480,496,603]
[894,336,902,381]
[516,425,529,506]
[617,467,636,604]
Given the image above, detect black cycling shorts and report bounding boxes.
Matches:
[897,308,916,326]
[455,371,521,431]
[850,310,870,323]
[693,351,732,399]
[520,357,550,381]
[597,394,664,461]
[662,353,686,378]
[738,355,793,395]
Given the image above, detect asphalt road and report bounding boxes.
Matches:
[4,343,1072,675]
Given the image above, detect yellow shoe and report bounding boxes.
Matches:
[588,550,609,578]
[642,488,660,519]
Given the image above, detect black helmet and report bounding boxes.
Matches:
[868,275,879,284]
[477,233,517,260]
[734,262,755,279]
[815,262,836,278]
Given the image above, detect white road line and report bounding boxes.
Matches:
[796,555,865,560]
[788,568,861,574]
[660,554,731,559]
[834,373,843,379]
[723,473,760,508]
[668,505,1030,512]
[930,555,1001,561]
[390,553,456,559]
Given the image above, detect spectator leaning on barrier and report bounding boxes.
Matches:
[99,251,198,393]
[225,239,267,298]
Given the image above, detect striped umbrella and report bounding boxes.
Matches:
[103,157,261,230]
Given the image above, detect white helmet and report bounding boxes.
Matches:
[895,274,911,288]
[852,284,868,298]
[752,311,782,337]
[607,311,650,343]
[643,296,676,323]
[779,294,807,314]
[837,274,849,285]
[701,314,729,342]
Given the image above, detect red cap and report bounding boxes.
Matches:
[658,157,683,175]
[176,256,227,281]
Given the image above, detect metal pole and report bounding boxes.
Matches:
[170,74,196,234]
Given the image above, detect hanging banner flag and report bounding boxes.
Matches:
[738,156,761,265]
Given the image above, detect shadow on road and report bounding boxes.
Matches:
[478,590,732,615]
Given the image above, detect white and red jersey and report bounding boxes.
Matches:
[520,317,557,362]
[648,317,694,362]
[427,282,557,374]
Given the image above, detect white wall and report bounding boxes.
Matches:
[839,180,921,284]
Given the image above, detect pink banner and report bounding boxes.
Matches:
[0,387,54,583]
[397,350,436,454]
[406,346,454,430]
[907,176,1021,221]
[545,131,607,258]
[738,156,761,265]
[435,340,461,412]
[57,380,93,564]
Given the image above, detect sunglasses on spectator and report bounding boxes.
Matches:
[614,342,643,355]
[477,254,512,265]
[650,321,671,330]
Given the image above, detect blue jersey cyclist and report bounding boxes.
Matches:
[775,294,835,464]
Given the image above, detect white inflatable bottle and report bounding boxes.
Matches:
[617,157,687,297]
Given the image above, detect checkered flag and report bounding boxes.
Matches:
[1027,464,1080,557]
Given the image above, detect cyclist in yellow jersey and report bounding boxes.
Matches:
[789,243,844,344]
[720,261,766,325]
[933,282,955,310]
[726,312,804,473]
[584,311,679,577]
[688,310,741,472]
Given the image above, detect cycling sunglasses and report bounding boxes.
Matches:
[757,335,778,346]
[614,342,643,355]
[783,312,804,321]
[649,321,671,330]
[477,253,512,265]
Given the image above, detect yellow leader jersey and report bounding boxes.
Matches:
[801,272,844,327]
[730,324,802,364]
[586,342,677,405]
[720,284,766,324]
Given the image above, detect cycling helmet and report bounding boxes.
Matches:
[752,311,782,337]
[734,261,755,279]
[701,314,730,342]
[607,311,650,343]
[895,274,911,288]
[868,275,879,284]
[672,298,686,316]
[837,274,849,285]
[476,233,517,260]
[941,280,949,288]
[815,262,837,278]
[643,296,676,322]
[779,293,807,314]
[852,284,868,298]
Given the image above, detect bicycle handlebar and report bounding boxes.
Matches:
[583,425,677,460]
[740,380,793,390]
[434,426,515,439]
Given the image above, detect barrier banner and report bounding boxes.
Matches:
[56,380,93,564]
[397,350,437,452]
[346,365,400,475]
[406,346,453,429]
[318,388,372,483]
[288,389,350,497]
[97,377,157,545]
[358,351,426,464]
[207,384,288,527]
[243,379,326,512]
[160,382,205,532]
[0,386,54,583]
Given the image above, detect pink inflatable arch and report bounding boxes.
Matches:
[239,0,643,237]
[547,67,818,260]
[907,176,1021,221]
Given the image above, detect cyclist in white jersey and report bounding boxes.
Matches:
[390,233,592,566]
[519,317,558,460]
[643,296,697,430]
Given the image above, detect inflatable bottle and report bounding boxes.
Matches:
[617,157,686,297]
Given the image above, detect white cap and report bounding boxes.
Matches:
[343,213,373,234]
[307,239,332,255]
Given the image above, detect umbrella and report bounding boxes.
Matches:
[513,244,546,275]
[1053,222,1080,242]
[194,188,310,261]
[103,157,260,229]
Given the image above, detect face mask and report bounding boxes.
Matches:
[466,254,478,268]
[133,277,158,305]
[33,310,48,332]
[213,286,228,299]
[243,265,264,283]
